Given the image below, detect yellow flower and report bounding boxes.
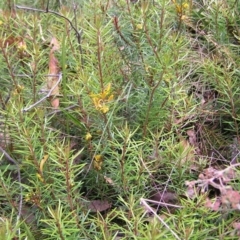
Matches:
[136,24,143,30]
[145,65,151,73]
[182,3,189,9]
[176,4,181,14]
[90,83,114,114]
[85,132,92,141]
[36,173,44,182]
[25,193,31,202]
[174,1,189,14]
[93,155,103,171]
[12,84,24,95]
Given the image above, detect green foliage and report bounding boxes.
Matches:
[0,0,240,238]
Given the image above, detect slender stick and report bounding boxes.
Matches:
[22,73,62,112]
[141,198,182,208]
[15,4,84,66]
[140,198,181,240]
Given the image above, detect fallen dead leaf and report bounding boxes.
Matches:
[87,200,112,212]
[221,188,240,210]
[185,185,199,199]
[150,191,178,205]
[0,36,22,48]
[204,197,221,211]
[104,175,114,185]
[50,37,60,52]
[50,98,60,109]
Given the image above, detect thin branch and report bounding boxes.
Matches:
[142,198,183,208]
[140,154,176,212]
[186,163,240,192]
[46,0,50,12]
[46,104,79,116]
[22,73,62,112]
[140,198,181,240]
[15,4,84,66]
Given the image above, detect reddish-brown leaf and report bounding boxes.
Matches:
[47,37,60,108]
[88,200,112,212]
[204,197,221,211]
[221,189,240,210]
[0,36,22,48]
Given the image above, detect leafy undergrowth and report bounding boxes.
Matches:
[0,0,240,239]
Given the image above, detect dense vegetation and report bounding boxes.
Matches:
[0,0,240,239]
